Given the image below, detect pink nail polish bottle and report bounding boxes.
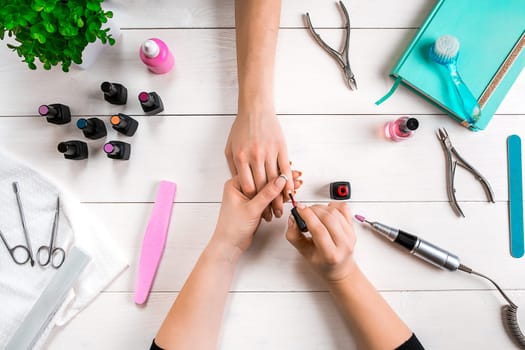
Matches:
[384,116,419,141]
[139,38,175,74]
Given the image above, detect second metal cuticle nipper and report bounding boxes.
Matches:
[437,128,495,217]
[304,1,357,91]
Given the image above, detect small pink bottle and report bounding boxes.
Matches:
[384,116,419,141]
[139,38,174,74]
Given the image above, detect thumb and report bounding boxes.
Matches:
[249,175,287,213]
[285,214,312,256]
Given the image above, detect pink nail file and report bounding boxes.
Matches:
[134,180,177,304]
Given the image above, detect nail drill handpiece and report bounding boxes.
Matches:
[357,216,460,271]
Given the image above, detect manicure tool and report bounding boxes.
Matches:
[6,247,90,350]
[507,135,524,258]
[436,128,495,217]
[13,182,35,266]
[0,228,32,265]
[304,1,357,90]
[354,215,525,347]
[289,193,308,232]
[37,197,66,268]
[135,180,177,304]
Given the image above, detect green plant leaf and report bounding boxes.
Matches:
[86,1,101,11]
[23,10,39,24]
[43,21,56,33]
[30,23,47,43]
[3,0,115,72]
[31,3,44,12]
[42,0,57,13]
[85,30,96,42]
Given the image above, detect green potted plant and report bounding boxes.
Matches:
[0,0,116,72]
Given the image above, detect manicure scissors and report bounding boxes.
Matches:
[437,128,495,217]
[304,1,357,90]
[13,182,35,266]
[37,197,66,268]
[0,229,32,265]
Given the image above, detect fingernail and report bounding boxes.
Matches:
[275,210,282,218]
[288,214,295,226]
[296,202,305,209]
[275,174,287,186]
[296,171,303,176]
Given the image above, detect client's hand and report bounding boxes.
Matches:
[285,202,357,283]
[225,112,293,221]
[212,174,288,257]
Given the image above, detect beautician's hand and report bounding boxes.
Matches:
[225,111,294,221]
[212,174,287,256]
[285,202,357,282]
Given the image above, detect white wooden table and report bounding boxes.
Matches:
[1,0,525,348]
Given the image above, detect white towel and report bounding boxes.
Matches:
[0,151,128,349]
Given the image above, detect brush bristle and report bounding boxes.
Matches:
[354,214,366,222]
[429,35,460,65]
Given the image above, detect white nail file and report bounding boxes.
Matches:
[6,247,90,350]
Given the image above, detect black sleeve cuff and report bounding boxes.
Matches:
[150,339,164,350]
[396,333,425,350]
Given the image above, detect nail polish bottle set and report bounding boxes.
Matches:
[40,82,165,161]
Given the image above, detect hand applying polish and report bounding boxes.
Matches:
[289,193,308,232]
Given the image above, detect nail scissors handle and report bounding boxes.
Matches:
[0,229,32,265]
[37,246,66,268]
[13,182,35,266]
[37,197,65,268]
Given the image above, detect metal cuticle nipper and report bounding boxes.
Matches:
[304,1,357,90]
[437,128,495,217]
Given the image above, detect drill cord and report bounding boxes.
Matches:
[459,264,525,348]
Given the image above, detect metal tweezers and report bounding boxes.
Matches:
[304,1,357,90]
[437,128,495,217]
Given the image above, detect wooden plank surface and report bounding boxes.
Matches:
[0,114,520,202]
[107,0,436,29]
[85,201,524,292]
[1,29,524,116]
[47,290,525,349]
